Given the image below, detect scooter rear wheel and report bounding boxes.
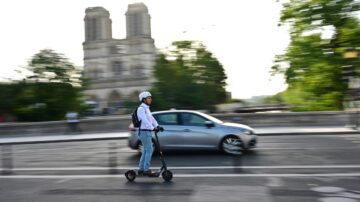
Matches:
[125,170,136,182]
[162,170,173,182]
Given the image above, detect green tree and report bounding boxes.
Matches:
[273,0,360,111]
[0,49,85,122]
[151,41,227,111]
[27,49,82,87]
[0,83,22,118]
[9,82,82,121]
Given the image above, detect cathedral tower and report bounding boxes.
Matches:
[84,7,112,41]
[125,3,151,38]
[83,3,157,113]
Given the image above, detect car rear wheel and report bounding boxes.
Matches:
[221,136,243,155]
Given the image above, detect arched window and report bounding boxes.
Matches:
[112,61,122,75]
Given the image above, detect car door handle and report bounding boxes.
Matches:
[183,129,191,132]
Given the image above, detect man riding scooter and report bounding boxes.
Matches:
[136,91,164,176]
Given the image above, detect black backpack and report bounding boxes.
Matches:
[131,107,141,128]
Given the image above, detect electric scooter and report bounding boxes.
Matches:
[125,130,173,182]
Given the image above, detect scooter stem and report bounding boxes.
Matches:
[154,131,167,169]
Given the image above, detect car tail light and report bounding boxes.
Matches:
[128,123,136,132]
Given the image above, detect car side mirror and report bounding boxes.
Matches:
[205,121,214,128]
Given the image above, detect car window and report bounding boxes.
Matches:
[181,113,207,126]
[154,113,178,125]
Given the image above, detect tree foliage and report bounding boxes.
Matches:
[27,49,82,87]
[0,82,84,121]
[273,0,360,111]
[151,41,227,111]
[0,49,85,122]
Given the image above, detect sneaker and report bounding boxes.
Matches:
[138,170,144,175]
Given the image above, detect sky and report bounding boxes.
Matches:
[0,0,290,99]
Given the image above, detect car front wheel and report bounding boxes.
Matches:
[221,136,243,155]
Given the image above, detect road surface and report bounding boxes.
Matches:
[1,133,360,202]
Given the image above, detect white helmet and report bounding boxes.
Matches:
[139,91,152,102]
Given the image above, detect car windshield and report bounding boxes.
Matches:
[196,112,223,124]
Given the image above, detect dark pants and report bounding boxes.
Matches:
[66,122,81,133]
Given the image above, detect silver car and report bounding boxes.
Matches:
[128,110,257,155]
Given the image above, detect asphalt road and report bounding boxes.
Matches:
[1,134,360,202]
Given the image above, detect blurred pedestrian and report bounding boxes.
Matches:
[137,91,163,176]
[65,111,82,133]
[344,101,358,129]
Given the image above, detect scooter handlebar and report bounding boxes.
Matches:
[159,126,164,132]
[154,126,164,132]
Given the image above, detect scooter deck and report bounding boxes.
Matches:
[125,168,173,182]
[137,172,161,178]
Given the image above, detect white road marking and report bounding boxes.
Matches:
[55,178,71,183]
[174,173,360,177]
[266,177,284,187]
[2,164,360,171]
[256,147,360,150]
[336,135,360,144]
[169,165,360,169]
[319,197,358,202]
[0,173,360,179]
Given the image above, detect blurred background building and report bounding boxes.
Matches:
[83,3,157,114]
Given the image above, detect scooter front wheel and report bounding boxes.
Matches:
[162,170,173,182]
[125,170,136,182]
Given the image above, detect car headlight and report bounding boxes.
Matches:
[241,129,253,135]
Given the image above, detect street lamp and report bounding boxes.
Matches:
[343,48,359,129]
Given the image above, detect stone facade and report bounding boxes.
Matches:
[83,3,157,113]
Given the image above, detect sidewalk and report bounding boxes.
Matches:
[0,126,359,143]
[254,125,360,136]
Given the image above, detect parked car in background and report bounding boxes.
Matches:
[128,110,257,155]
